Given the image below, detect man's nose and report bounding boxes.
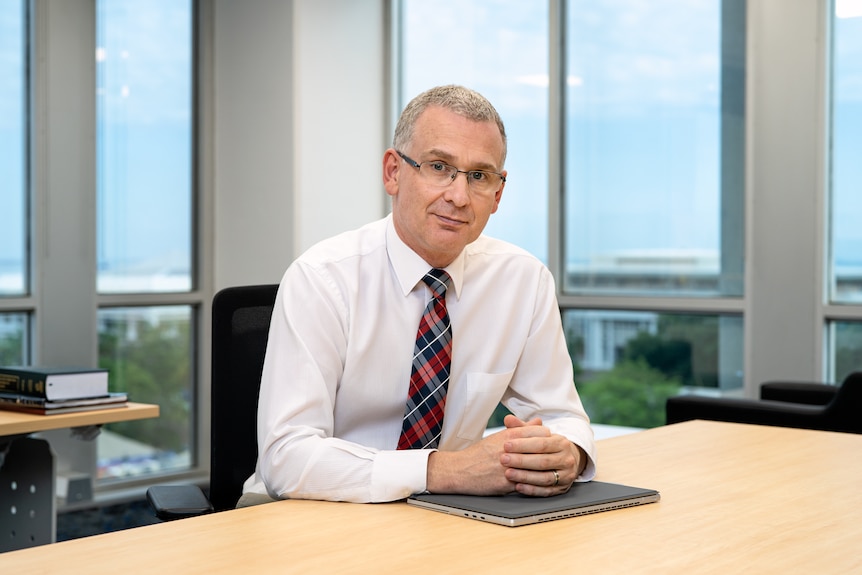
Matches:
[443,171,471,206]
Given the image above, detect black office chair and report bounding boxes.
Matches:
[665,371,862,434]
[146,284,279,520]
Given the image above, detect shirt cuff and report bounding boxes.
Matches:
[371,448,434,502]
[577,450,598,482]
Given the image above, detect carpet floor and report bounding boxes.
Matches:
[56,499,161,542]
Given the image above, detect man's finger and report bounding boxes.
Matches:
[503,414,543,428]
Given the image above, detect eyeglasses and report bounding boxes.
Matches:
[396,151,505,196]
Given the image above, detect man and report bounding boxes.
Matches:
[242,85,596,504]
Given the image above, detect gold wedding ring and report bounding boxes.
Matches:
[552,469,560,486]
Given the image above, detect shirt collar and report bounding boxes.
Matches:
[385,214,464,300]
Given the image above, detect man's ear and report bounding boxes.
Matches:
[382,148,400,198]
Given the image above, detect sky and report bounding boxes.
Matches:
[0,1,24,283]
[402,0,861,275]
[1,0,860,292]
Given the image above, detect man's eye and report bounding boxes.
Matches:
[468,171,487,182]
[428,162,447,172]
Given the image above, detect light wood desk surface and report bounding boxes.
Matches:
[0,402,160,437]
[2,420,859,573]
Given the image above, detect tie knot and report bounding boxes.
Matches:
[423,269,451,299]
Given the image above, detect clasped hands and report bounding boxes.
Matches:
[426,414,585,497]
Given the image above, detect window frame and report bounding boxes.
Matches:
[7,0,212,503]
[93,0,211,492]
[825,0,862,379]
[392,0,851,393]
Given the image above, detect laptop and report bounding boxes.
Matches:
[407,481,660,527]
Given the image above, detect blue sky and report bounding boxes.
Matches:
[402,0,862,274]
[0,2,24,275]
[1,1,860,283]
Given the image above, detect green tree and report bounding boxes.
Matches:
[835,322,862,381]
[99,313,192,453]
[653,314,720,387]
[578,359,681,428]
[0,332,24,365]
[622,332,692,386]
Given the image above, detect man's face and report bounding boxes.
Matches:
[383,106,507,269]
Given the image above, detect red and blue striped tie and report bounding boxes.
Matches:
[398,269,452,450]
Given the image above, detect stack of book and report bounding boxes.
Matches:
[0,366,127,415]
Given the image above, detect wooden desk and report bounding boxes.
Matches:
[1,420,859,572]
[0,402,160,552]
[0,402,160,437]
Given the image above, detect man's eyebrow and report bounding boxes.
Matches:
[423,148,500,172]
[423,148,455,162]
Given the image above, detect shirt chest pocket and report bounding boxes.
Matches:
[451,370,515,441]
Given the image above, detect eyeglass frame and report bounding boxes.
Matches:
[396,150,506,193]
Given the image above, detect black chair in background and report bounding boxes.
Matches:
[665,371,862,434]
[147,284,279,520]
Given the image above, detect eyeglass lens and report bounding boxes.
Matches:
[420,162,501,194]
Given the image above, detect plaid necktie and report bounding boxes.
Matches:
[398,268,452,450]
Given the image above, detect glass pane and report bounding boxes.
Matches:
[0,313,27,365]
[564,0,745,296]
[831,320,862,383]
[830,1,862,303]
[96,0,193,293]
[400,0,549,262]
[564,310,743,428]
[97,306,194,480]
[0,1,26,296]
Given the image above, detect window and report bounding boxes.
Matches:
[97,306,193,478]
[0,313,27,365]
[96,0,193,293]
[398,0,746,428]
[561,0,746,424]
[831,0,862,305]
[0,1,28,365]
[95,0,196,481]
[827,0,862,381]
[398,0,550,262]
[565,310,743,427]
[832,321,862,381]
[831,0,862,304]
[0,1,26,298]
[564,0,743,297]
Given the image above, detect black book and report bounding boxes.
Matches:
[0,366,110,401]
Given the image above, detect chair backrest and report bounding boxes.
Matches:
[822,371,862,432]
[666,370,862,434]
[209,284,279,512]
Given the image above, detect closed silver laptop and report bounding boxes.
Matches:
[407,480,660,527]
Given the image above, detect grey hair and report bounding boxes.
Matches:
[393,84,507,166]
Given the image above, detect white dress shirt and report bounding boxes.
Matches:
[243,215,596,503]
